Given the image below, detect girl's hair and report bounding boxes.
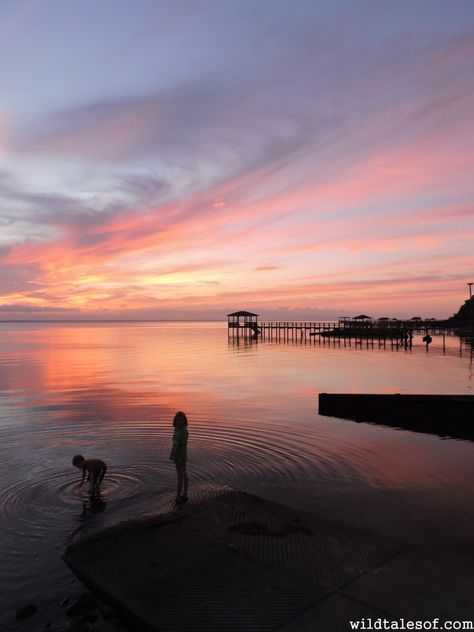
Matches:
[173,411,188,427]
[72,454,84,466]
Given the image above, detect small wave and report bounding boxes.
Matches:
[0,464,169,536]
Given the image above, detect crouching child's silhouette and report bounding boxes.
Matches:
[73,454,107,494]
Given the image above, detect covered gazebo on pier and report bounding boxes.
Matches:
[227,311,260,335]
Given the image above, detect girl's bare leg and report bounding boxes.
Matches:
[176,464,183,498]
[175,464,188,500]
[97,467,107,487]
[182,466,188,498]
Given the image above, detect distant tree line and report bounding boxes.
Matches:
[448,296,474,324]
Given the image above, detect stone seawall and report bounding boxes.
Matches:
[318,393,474,440]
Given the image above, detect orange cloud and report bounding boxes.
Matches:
[2,90,473,320]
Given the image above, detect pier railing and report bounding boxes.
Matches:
[228,319,472,352]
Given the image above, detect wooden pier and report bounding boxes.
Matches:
[228,312,472,352]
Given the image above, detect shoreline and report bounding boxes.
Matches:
[63,486,474,631]
[4,480,474,631]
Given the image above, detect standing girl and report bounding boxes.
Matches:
[169,411,189,503]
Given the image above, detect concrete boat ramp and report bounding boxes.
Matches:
[64,485,474,631]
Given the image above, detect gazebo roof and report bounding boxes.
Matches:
[353,314,372,320]
[227,311,259,317]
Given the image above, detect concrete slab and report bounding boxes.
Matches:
[275,593,395,632]
[218,494,404,589]
[67,530,328,631]
[342,546,474,620]
[318,393,474,441]
[64,485,407,631]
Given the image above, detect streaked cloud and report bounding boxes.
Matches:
[0,0,473,319]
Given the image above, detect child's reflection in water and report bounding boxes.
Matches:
[79,492,107,521]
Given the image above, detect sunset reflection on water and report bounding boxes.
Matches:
[0,321,473,628]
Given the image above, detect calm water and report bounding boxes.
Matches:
[0,321,473,630]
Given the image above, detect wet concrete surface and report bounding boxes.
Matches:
[64,485,474,631]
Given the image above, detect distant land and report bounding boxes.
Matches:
[447,296,474,325]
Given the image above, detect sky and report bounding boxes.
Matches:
[0,0,473,321]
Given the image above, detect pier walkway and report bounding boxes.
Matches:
[227,312,473,352]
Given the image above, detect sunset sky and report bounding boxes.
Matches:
[1,0,473,320]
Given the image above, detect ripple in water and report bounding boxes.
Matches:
[0,465,168,538]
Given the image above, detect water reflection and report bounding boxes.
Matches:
[79,494,107,521]
[0,321,474,629]
[229,328,472,356]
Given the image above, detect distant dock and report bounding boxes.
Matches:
[227,311,470,351]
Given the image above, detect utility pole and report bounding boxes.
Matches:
[468,282,473,333]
